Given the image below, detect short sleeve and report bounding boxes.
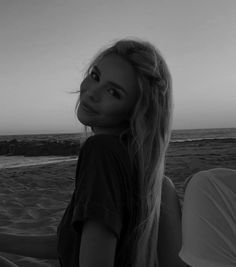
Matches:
[72,136,126,239]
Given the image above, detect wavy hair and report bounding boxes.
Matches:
[75,38,173,267]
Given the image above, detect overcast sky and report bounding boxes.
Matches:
[0,0,235,135]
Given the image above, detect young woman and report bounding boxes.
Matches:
[0,38,185,267]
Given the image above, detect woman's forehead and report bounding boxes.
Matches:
[95,53,138,92]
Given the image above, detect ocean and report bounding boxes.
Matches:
[170,128,236,142]
[0,128,235,169]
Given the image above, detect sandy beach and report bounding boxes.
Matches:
[0,138,235,266]
[0,161,76,267]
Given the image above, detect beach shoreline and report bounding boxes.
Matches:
[0,155,78,170]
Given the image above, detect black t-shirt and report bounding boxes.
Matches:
[57,134,139,267]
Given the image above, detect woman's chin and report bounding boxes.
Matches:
[77,107,98,126]
[77,114,93,127]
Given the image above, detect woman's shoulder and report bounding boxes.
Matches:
[80,134,128,157]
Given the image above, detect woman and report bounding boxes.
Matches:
[0,38,184,267]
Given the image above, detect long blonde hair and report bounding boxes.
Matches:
[76,38,173,267]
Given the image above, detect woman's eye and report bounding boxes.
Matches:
[90,71,99,81]
[108,88,121,99]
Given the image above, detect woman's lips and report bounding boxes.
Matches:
[81,101,99,114]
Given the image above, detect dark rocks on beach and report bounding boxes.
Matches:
[0,139,80,156]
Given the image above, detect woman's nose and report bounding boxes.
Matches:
[86,86,101,102]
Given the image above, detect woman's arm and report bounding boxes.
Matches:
[158,177,189,267]
[0,233,58,259]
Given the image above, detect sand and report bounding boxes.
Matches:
[0,161,76,266]
[0,138,235,266]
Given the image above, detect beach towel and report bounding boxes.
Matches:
[179,168,236,267]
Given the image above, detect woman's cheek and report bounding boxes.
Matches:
[80,84,86,96]
[109,104,130,120]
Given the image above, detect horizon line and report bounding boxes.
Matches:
[0,126,236,136]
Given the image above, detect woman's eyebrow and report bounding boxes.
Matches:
[93,65,127,95]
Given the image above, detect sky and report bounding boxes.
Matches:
[0,0,235,135]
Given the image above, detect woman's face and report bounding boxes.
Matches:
[77,53,139,135]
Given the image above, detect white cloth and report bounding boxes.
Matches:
[179,168,236,267]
